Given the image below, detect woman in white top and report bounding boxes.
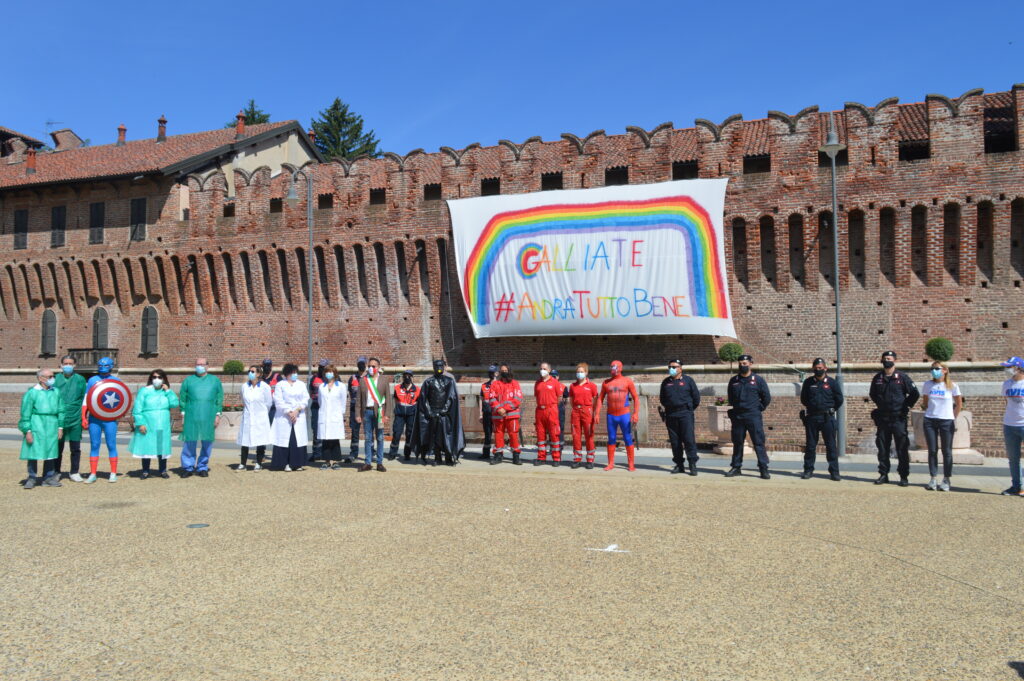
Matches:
[237,364,274,470]
[918,361,962,492]
[999,356,1024,495]
[317,364,348,470]
[270,363,310,471]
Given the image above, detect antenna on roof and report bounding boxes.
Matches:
[44,120,64,132]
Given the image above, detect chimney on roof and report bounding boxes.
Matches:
[157,115,167,143]
[50,129,84,152]
[117,124,127,146]
[5,137,28,164]
[308,128,316,146]
[235,111,246,140]
[25,147,37,175]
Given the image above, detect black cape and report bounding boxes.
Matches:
[409,374,465,458]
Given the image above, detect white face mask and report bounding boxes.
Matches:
[539,369,549,378]
[151,378,163,388]
[1006,367,1019,379]
[576,371,586,380]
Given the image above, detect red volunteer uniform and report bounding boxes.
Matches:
[568,380,600,463]
[393,383,420,408]
[488,379,523,458]
[534,376,564,461]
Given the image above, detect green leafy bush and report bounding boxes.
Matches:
[222,359,246,375]
[924,338,954,362]
[718,343,744,364]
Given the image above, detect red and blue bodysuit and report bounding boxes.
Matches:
[599,360,639,471]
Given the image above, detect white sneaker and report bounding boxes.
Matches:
[237,463,247,471]
[253,463,262,471]
[69,473,84,483]
[939,477,950,492]
[284,465,292,472]
[85,474,97,484]
[926,477,937,491]
[108,473,117,483]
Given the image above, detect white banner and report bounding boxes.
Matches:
[448,179,734,338]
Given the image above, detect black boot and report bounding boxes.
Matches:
[570,461,580,469]
[490,453,501,465]
[874,474,889,485]
[512,452,522,465]
[584,461,594,470]
[800,470,813,480]
[759,468,771,480]
[724,466,741,477]
[687,461,698,476]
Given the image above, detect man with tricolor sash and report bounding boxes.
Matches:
[356,357,391,472]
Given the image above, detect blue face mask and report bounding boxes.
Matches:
[576,371,586,380]
[45,377,56,387]
[289,373,299,382]
[668,367,678,377]
[195,366,207,376]
[324,372,335,381]
[248,371,257,381]
[61,365,74,375]
[931,368,944,380]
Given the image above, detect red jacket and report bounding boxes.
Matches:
[394,383,420,406]
[534,377,563,409]
[569,380,600,412]
[488,379,523,420]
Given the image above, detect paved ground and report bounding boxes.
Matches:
[3,440,1023,681]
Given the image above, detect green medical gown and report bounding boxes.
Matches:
[18,386,61,461]
[129,385,180,458]
[177,374,224,442]
[53,372,87,441]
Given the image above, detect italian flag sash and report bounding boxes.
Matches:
[365,376,384,425]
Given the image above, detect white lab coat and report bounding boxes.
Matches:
[317,380,348,440]
[236,381,273,447]
[271,378,310,448]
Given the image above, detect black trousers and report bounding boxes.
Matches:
[140,457,168,473]
[271,428,306,470]
[875,414,910,478]
[481,409,493,456]
[390,410,416,457]
[309,406,321,461]
[240,445,266,466]
[56,437,81,474]
[730,412,769,469]
[349,409,361,458]
[321,439,342,463]
[804,414,839,474]
[665,410,698,466]
[923,417,955,478]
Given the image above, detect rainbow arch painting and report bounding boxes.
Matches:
[461,195,728,326]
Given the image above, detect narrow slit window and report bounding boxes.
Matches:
[369,188,387,205]
[423,183,442,201]
[541,172,563,191]
[605,166,629,186]
[672,160,698,180]
[480,178,500,196]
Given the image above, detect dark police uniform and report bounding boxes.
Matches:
[480,374,495,459]
[659,373,701,469]
[869,369,919,479]
[727,370,772,470]
[800,374,844,475]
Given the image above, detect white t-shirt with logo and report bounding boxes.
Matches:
[1002,379,1024,427]
[921,380,960,420]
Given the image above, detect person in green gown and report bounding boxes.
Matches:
[178,358,223,477]
[19,368,63,489]
[130,369,180,479]
[53,354,87,482]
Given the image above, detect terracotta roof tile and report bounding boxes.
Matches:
[669,129,701,160]
[817,112,848,144]
[742,119,770,156]
[0,121,296,189]
[984,92,1013,109]
[0,126,44,147]
[894,103,929,141]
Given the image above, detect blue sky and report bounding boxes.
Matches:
[5,1,1022,153]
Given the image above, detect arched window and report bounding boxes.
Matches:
[92,307,109,349]
[141,306,158,355]
[41,309,57,356]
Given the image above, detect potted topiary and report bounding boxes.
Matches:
[216,359,247,441]
[924,337,954,362]
[718,342,744,369]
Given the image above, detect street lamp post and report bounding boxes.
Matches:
[285,166,316,383]
[818,112,847,456]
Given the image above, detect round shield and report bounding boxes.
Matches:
[86,379,133,421]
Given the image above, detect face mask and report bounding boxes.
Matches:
[368,366,377,376]
[576,371,586,380]
[248,371,257,381]
[668,367,678,377]
[931,369,944,380]
[814,368,825,377]
[500,371,510,381]
[739,365,751,374]
[357,361,367,372]
[1006,367,1018,378]
[882,360,895,370]
[151,378,163,388]
[324,372,335,381]
[61,365,74,375]
[289,373,299,382]
[195,366,207,375]
[45,377,56,387]
[539,369,549,379]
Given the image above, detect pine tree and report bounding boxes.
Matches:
[225,99,271,128]
[310,98,380,160]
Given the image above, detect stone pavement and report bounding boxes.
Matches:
[2,438,1023,681]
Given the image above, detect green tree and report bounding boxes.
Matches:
[718,342,744,368]
[925,337,954,362]
[225,99,271,128]
[310,98,380,160]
